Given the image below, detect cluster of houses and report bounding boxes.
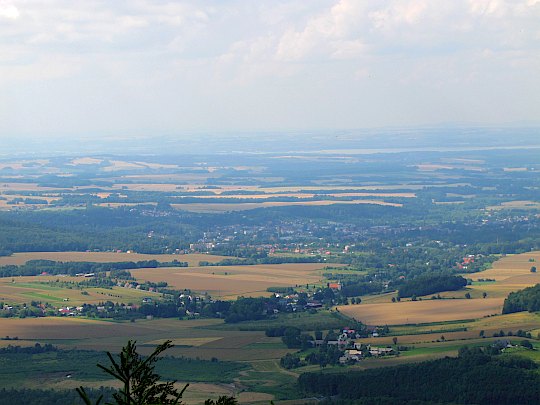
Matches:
[457,254,478,270]
[339,346,396,363]
[273,292,324,312]
[116,281,159,293]
[58,306,83,316]
[312,327,397,363]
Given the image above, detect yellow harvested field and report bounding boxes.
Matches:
[337,298,504,325]
[0,252,229,266]
[0,159,50,171]
[354,329,480,345]
[134,161,180,170]
[102,160,146,171]
[172,199,402,213]
[0,194,57,211]
[358,291,398,304]
[96,183,438,194]
[70,157,104,165]
[182,192,416,199]
[464,252,540,298]
[468,252,540,282]
[0,182,59,191]
[434,201,465,205]
[503,167,528,172]
[487,200,540,210]
[130,263,331,298]
[236,392,275,404]
[222,185,419,193]
[472,311,540,331]
[416,164,485,172]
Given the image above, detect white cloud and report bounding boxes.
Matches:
[0,0,539,135]
[0,1,19,19]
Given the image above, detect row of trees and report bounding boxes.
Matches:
[0,259,187,278]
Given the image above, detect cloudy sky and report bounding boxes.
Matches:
[0,0,539,138]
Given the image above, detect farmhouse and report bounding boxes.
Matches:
[311,339,325,347]
[369,346,395,356]
[339,349,363,364]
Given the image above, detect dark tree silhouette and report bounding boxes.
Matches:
[76,340,237,405]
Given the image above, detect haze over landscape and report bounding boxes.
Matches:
[1,1,540,405]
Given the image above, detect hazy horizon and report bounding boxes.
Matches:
[1,126,540,157]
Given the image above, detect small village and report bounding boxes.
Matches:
[319,327,398,364]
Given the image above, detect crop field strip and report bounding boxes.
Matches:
[0,278,161,306]
[170,199,403,213]
[338,251,540,326]
[338,298,504,325]
[130,263,331,298]
[0,317,292,362]
[0,252,229,266]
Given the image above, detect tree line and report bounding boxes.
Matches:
[503,283,540,314]
[0,259,187,278]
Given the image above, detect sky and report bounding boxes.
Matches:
[0,0,539,139]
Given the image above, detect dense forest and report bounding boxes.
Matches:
[298,347,540,404]
[503,283,540,314]
[397,275,468,298]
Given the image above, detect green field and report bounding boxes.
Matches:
[0,278,164,307]
[0,349,247,388]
